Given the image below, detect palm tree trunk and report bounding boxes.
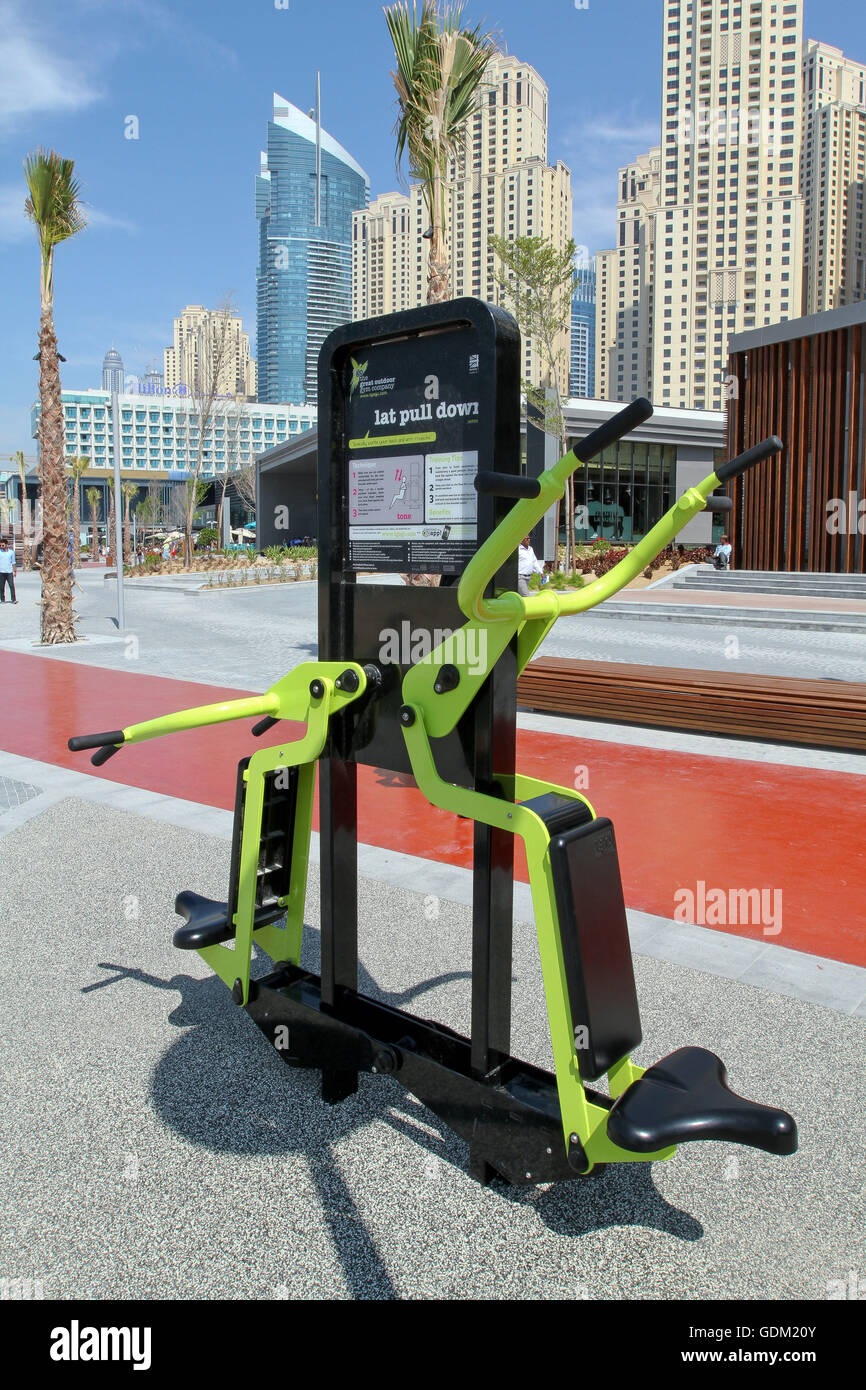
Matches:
[38,307,75,642]
[73,478,81,566]
[427,169,450,303]
[107,491,116,566]
[17,470,31,573]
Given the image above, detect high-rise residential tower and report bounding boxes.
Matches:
[801,40,866,314]
[657,0,804,410]
[351,52,572,389]
[598,0,804,410]
[569,263,597,397]
[594,148,660,402]
[164,306,257,398]
[257,86,369,404]
[102,347,124,394]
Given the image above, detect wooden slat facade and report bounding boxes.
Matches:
[728,317,866,573]
[517,658,866,752]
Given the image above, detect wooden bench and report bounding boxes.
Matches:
[517,658,866,751]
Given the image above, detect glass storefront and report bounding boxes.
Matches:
[568,437,676,544]
[553,439,731,548]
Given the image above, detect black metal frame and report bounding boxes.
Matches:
[304,300,545,1181]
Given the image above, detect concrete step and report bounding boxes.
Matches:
[674,568,866,600]
[674,578,866,599]
[590,601,866,632]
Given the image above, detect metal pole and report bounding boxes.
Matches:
[110,390,125,630]
[315,71,321,226]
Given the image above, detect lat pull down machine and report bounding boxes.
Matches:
[69,300,796,1185]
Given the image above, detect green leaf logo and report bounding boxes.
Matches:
[349,357,368,396]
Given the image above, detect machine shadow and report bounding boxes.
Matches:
[84,944,702,1277]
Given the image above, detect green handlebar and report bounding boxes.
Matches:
[458,427,783,625]
[118,694,280,749]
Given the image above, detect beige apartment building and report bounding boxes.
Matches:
[595,148,661,403]
[352,52,573,389]
[164,305,257,398]
[598,0,804,410]
[801,40,866,314]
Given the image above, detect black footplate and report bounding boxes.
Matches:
[606,1046,798,1156]
[174,757,298,950]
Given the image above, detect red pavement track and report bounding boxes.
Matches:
[3,650,864,967]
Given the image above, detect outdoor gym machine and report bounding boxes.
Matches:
[69,300,796,1185]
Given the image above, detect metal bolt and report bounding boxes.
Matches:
[525,1172,532,1180]
[569,1132,579,1145]
[546,1147,552,1155]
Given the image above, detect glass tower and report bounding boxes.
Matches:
[256,89,369,404]
[570,265,596,397]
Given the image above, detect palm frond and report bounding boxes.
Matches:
[23,147,86,306]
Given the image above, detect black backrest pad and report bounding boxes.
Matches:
[547,816,643,1080]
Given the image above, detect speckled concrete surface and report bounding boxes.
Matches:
[1,797,862,1301]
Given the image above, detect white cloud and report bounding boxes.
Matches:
[0,3,101,128]
[86,208,138,235]
[0,184,138,243]
[577,119,660,146]
[0,184,29,242]
[558,106,660,255]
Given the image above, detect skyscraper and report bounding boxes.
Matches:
[351,52,572,390]
[102,347,124,394]
[598,0,804,410]
[595,148,661,402]
[569,263,597,397]
[801,40,866,314]
[164,305,257,397]
[256,85,369,404]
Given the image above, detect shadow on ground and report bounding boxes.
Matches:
[82,943,702,1298]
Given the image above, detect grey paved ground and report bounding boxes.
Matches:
[0,775,43,811]
[1,796,862,1301]
[2,569,864,686]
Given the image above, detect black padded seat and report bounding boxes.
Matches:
[606,1046,797,1156]
[173,890,285,951]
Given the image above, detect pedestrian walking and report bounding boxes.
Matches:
[518,535,546,597]
[0,537,18,603]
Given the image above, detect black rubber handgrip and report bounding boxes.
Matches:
[704,495,734,512]
[91,743,121,766]
[68,730,125,752]
[474,471,542,499]
[573,397,654,463]
[715,436,783,482]
[252,715,280,737]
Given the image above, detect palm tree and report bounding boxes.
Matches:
[107,489,116,566]
[385,1,496,303]
[121,481,137,564]
[85,486,100,559]
[68,455,89,566]
[12,450,32,571]
[24,149,86,642]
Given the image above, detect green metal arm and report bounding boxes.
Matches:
[459,426,783,628]
[68,663,368,763]
[459,460,723,626]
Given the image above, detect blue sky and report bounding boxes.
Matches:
[1,0,864,458]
